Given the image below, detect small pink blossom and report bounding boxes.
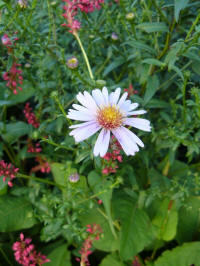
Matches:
[0,160,19,187]
[1,34,12,47]
[23,103,40,128]
[30,157,51,174]
[3,62,23,94]
[13,233,50,266]
[27,141,42,153]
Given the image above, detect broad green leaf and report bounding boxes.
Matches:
[7,82,35,105]
[100,254,123,266]
[79,208,119,252]
[0,195,36,232]
[154,242,200,266]
[116,196,156,260]
[152,198,178,241]
[176,196,200,243]
[1,122,31,143]
[144,75,159,105]
[47,244,71,266]
[174,0,190,22]
[51,163,68,186]
[137,22,168,33]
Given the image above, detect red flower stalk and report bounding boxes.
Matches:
[13,233,50,266]
[124,84,138,97]
[78,224,102,266]
[3,62,23,94]
[30,157,51,174]
[23,103,40,128]
[0,160,19,187]
[62,0,81,34]
[102,136,123,175]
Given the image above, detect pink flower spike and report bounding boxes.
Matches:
[0,160,18,187]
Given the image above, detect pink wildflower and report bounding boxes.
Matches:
[0,160,19,187]
[13,233,50,266]
[23,103,40,128]
[79,224,102,265]
[1,34,12,47]
[27,141,42,153]
[3,62,23,94]
[124,84,138,97]
[30,157,51,174]
[62,0,81,34]
[132,256,141,266]
[102,136,122,175]
[75,0,104,13]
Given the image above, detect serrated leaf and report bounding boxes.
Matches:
[137,22,168,33]
[174,0,190,22]
[154,242,200,266]
[47,244,71,266]
[0,195,36,232]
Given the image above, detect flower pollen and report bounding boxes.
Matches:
[97,105,123,130]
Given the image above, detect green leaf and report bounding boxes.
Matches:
[100,254,124,266]
[174,0,190,22]
[51,163,67,187]
[79,208,119,252]
[125,39,156,54]
[144,75,160,105]
[154,242,200,266]
[0,195,36,232]
[47,244,71,266]
[137,22,168,33]
[1,122,31,143]
[152,198,178,241]
[117,197,156,260]
[176,196,200,243]
[142,58,166,67]
[103,58,125,77]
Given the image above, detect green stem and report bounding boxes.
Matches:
[41,137,74,151]
[3,144,15,165]
[53,95,72,125]
[74,33,94,81]
[0,247,13,266]
[185,12,200,42]
[17,173,66,189]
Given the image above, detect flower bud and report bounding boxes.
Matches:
[111,32,118,41]
[95,80,106,87]
[66,56,79,69]
[69,173,79,183]
[126,12,135,20]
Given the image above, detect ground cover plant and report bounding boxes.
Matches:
[0,0,200,265]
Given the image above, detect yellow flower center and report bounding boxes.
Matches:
[97,105,123,130]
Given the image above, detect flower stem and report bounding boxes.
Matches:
[17,173,66,189]
[74,33,94,81]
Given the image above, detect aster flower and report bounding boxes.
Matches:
[67,87,151,157]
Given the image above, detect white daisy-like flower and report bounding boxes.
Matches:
[67,87,151,157]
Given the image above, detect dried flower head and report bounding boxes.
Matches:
[66,56,79,69]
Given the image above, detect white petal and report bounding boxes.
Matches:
[128,103,139,111]
[109,87,121,105]
[67,110,94,121]
[122,126,144,147]
[69,121,96,129]
[112,127,139,156]
[117,92,128,108]
[93,129,110,157]
[102,87,109,104]
[119,100,131,113]
[83,91,98,112]
[92,89,105,107]
[70,122,101,142]
[127,110,147,116]
[125,118,151,132]
[72,104,91,114]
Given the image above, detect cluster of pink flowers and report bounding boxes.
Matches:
[27,141,42,153]
[102,136,123,174]
[31,157,51,174]
[62,0,104,33]
[3,62,23,94]
[13,233,50,266]
[77,224,102,266]
[24,103,40,128]
[0,160,19,187]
